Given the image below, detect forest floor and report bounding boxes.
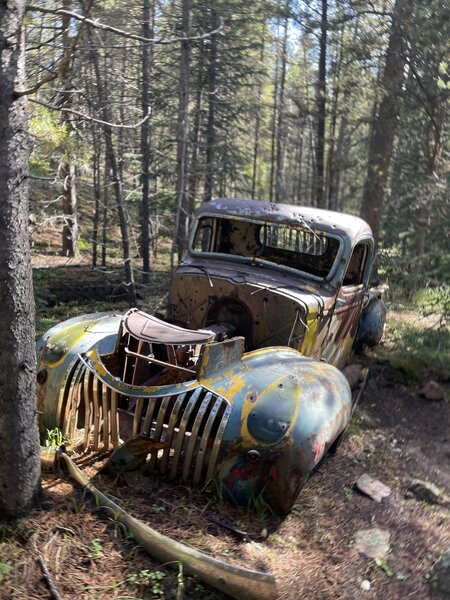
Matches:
[1,257,449,600]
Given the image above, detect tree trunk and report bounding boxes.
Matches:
[92,131,101,269]
[326,22,344,209]
[60,161,78,257]
[59,0,78,257]
[413,89,445,272]
[269,35,280,203]
[173,0,192,263]
[140,0,155,283]
[101,153,109,270]
[360,0,412,246]
[275,12,288,204]
[203,0,218,204]
[91,46,137,305]
[0,0,41,517]
[188,2,207,214]
[314,0,327,208]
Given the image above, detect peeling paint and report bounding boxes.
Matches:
[36,198,385,515]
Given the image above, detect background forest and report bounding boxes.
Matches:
[1,2,450,597]
[26,0,449,309]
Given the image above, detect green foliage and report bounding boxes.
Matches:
[88,538,104,560]
[414,287,450,327]
[0,562,11,583]
[126,569,166,596]
[45,428,68,450]
[378,307,450,381]
[373,558,394,577]
[30,106,76,160]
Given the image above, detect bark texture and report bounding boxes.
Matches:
[314,0,327,208]
[140,0,154,282]
[360,0,412,245]
[173,0,192,261]
[0,0,41,517]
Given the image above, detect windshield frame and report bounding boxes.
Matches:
[188,214,346,284]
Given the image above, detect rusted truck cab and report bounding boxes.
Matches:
[36,198,385,515]
[169,198,382,369]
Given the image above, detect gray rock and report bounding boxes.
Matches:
[343,364,364,391]
[420,380,445,401]
[433,547,450,595]
[354,528,390,559]
[356,473,391,503]
[407,478,442,504]
[360,412,377,428]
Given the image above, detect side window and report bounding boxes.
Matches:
[193,218,213,252]
[343,242,369,286]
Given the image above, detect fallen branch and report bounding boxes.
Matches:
[36,556,63,600]
[62,453,278,600]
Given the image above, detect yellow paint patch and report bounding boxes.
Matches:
[300,315,318,356]
[239,375,302,447]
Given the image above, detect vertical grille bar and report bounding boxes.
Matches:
[181,392,212,482]
[132,397,145,436]
[83,369,93,449]
[205,404,232,483]
[66,356,231,487]
[92,375,100,450]
[148,395,172,469]
[65,362,84,443]
[110,390,120,448]
[193,396,224,484]
[159,393,187,473]
[169,388,203,478]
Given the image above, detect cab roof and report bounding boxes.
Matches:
[196,198,373,242]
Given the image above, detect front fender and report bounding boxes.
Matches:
[36,312,122,436]
[199,344,352,513]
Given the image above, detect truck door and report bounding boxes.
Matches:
[322,240,372,368]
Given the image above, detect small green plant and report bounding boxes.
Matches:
[88,538,104,560]
[343,486,354,501]
[126,569,166,596]
[373,557,394,577]
[45,427,69,450]
[176,562,184,600]
[0,562,11,583]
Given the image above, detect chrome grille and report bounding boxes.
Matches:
[61,359,231,486]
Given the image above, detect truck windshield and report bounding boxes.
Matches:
[192,217,341,279]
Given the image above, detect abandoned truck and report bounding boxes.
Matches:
[36,198,386,515]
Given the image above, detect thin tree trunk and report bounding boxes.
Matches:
[173,0,192,263]
[269,35,280,203]
[101,153,109,270]
[360,0,412,247]
[203,0,218,204]
[294,119,304,204]
[329,111,348,211]
[141,0,155,283]
[0,0,41,517]
[60,162,78,257]
[414,93,444,272]
[326,23,344,209]
[314,0,327,208]
[275,12,288,204]
[92,131,101,268]
[60,0,78,257]
[251,39,265,199]
[188,1,206,214]
[91,46,137,305]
